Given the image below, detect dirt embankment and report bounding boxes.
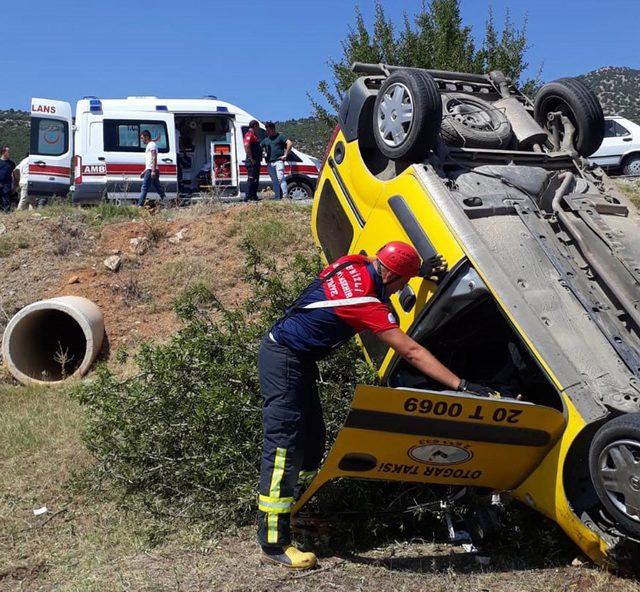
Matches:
[0,202,313,364]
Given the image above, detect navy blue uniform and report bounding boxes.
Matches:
[257,255,398,547]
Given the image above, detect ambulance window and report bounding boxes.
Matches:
[30,117,69,156]
[316,179,353,261]
[104,120,169,153]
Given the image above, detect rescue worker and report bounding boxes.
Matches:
[257,242,495,569]
[243,120,262,201]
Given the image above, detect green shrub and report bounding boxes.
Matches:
[74,238,375,529]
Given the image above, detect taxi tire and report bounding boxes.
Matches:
[440,93,513,149]
[534,78,605,157]
[589,413,640,539]
[373,70,442,161]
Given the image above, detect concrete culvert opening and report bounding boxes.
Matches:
[2,296,105,385]
[8,309,87,381]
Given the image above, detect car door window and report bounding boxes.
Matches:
[614,121,631,137]
[604,120,616,138]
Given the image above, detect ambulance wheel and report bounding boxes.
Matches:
[589,414,640,538]
[287,179,314,200]
[373,69,442,161]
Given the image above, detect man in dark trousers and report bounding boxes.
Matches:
[137,130,166,207]
[257,242,495,569]
[0,146,16,213]
[243,120,262,201]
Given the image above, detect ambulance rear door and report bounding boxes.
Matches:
[29,98,74,197]
[101,111,177,202]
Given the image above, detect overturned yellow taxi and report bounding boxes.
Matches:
[295,63,640,568]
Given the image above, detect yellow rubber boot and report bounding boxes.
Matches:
[261,544,317,569]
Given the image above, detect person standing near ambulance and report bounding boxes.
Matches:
[257,242,496,569]
[0,146,16,213]
[16,154,32,210]
[136,130,166,207]
[243,120,262,201]
[260,122,292,200]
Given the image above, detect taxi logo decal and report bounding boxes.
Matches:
[408,439,473,466]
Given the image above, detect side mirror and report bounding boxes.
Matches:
[399,284,416,312]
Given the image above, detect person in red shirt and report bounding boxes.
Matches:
[243,120,262,201]
[257,242,495,569]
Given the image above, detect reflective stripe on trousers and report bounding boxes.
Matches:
[257,334,326,547]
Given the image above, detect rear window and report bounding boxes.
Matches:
[30,117,69,156]
[104,120,169,152]
[316,179,353,261]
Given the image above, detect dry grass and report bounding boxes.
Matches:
[616,179,640,207]
[1,200,640,590]
[1,385,640,590]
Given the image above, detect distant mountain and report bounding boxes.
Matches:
[275,116,331,159]
[2,68,638,161]
[0,109,29,159]
[578,66,640,123]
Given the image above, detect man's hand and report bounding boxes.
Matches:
[280,155,287,162]
[422,253,448,281]
[458,379,500,398]
[150,171,156,178]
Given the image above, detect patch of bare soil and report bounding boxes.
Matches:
[0,202,313,363]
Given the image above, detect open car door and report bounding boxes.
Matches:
[29,98,74,197]
[293,385,566,514]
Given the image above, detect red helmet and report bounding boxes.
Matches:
[376,241,421,278]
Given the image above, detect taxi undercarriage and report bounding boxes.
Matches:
[299,63,640,569]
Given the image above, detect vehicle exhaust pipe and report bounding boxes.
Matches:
[489,70,549,149]
[2,296,104,385]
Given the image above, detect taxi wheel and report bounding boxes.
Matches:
[589,414,640,538]
[534,78,605,157]
[373,69,442,161]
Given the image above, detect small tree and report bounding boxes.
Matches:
[311,0,540,129]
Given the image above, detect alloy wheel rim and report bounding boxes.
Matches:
[627,160,640,176]
[288,185,309,199]
[377,83,414,147]
[598,439,640,522]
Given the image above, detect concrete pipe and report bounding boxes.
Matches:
[2,296,104,385]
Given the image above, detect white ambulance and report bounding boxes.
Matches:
[28,96,321,203]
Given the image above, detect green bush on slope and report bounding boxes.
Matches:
[74,239,375,528]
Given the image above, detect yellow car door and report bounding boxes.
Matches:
[293,384,566,514]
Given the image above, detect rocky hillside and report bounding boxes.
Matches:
[578,66,640,123]
[0,109,29,158]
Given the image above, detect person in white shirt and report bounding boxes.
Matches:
[136,130,166,207]
[16,155,32,210]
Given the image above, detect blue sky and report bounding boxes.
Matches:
[1,0,638,120]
